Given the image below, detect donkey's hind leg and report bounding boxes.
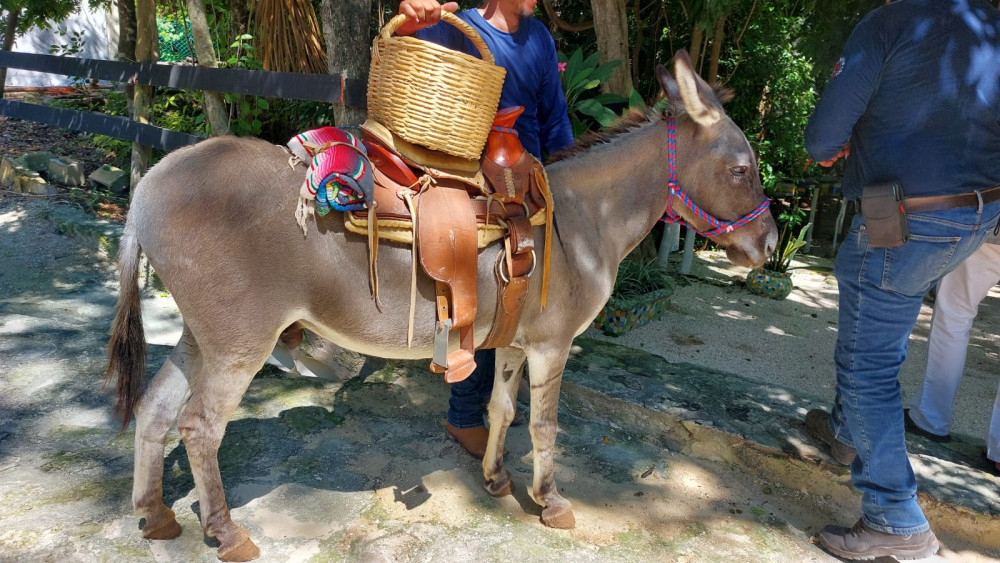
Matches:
[177,342,271,562]
[133,325,196,541]
[483,347,527,497]
[525,344,575,529]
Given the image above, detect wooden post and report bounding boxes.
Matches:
[130,0,157,196]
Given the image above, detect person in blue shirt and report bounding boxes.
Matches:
[802,0,1000,559]
[397,0,574,460]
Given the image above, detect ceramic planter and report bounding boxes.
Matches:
[592,287,673,336]
[745,268,793,300]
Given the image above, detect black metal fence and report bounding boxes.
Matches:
[0,51,367,151]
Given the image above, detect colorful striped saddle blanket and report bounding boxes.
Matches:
[288,127,374,215]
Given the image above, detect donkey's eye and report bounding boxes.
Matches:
[730,165,749,177]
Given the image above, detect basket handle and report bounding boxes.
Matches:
[378,12,496,66]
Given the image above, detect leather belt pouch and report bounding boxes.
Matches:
[861,181,909,248]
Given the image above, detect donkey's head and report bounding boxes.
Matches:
[657,51,777,269]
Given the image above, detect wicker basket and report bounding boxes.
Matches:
[367,12,506,161]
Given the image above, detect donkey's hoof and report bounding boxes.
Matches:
[485,471,514,497]
[141,508,182,540]
[218,534,260,562]
[541,505,576,529]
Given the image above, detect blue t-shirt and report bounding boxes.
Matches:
[416,10,574,160]
[804,0,1000,199]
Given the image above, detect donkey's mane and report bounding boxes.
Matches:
[547,109,659,163]
[546,82,734,164]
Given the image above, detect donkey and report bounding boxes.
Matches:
[106,50,776,561]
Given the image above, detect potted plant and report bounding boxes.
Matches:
[592,258,674,336]
[746,200,812,300]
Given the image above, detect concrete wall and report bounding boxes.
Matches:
[6,5,118,87]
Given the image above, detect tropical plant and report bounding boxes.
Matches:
[558,48,629,137]
[763,194,812,273]
[609,257,671,303]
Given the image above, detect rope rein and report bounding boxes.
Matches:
[661,118,770,237]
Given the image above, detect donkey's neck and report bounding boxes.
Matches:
[548,120,672,267]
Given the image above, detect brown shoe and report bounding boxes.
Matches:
[446,423,489,459]
[805,409,857,466]
[819,519,939,560]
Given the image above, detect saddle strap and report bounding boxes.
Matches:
[480,240,534,349]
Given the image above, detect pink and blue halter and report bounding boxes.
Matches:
[661,117,770,237]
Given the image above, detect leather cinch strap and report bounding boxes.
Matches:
[904,185,1000,213]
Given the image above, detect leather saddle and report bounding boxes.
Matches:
[351,107,554,383]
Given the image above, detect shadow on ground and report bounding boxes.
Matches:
[1,195,997,561]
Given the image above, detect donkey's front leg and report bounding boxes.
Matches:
[525,345,575,529]
[483,347,527,497]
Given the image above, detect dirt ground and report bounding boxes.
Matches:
[1,116,998,561]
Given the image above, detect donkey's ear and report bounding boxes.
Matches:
[671,50,722,127]
[655,64,681,105]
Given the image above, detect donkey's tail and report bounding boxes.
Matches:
[105,228,146,432]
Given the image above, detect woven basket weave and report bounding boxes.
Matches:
[367,12,506,160]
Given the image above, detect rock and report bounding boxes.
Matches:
[48,156,86,187]
[21,151,54,173]
[88,164,128,194]
[13,170,45,194]
[0,156,26,187]
[24,176,57,195]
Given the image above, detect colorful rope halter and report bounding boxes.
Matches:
[661,118,770,237]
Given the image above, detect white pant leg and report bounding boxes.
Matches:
[910,243,1000,436]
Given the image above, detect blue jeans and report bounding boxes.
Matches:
[447,348,495,428]
[829,199,1000,535]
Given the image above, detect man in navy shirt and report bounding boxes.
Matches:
[803,0,1000,559]
[397,0,574,459]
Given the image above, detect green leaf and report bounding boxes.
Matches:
[592,93,627,105]
[256,98,270,110]
[566,67,595,96]
[577,100,618,127]
[582,51,602,69]
[628,88,645,109]
[587,59,622,84]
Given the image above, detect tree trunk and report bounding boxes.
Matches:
[688,25,704,72]
[706,15,725,84]
[0,11,19,99]
[230,0,249,42]
[320,0,371,126]
[590,0,633,96]
[186,0,231,136]
[131,0,157,195]
[116,0,137,115]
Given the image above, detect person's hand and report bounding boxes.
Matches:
[818,142,850,167]
[396,0,459,35]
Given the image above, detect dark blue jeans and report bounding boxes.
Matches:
[829,199,1000,534]
[447,348,495,428]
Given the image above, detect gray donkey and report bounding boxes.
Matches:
[106,50,777,561]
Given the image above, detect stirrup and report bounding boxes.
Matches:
[443,349,476,383]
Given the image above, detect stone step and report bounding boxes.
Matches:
[560,337,1000,550]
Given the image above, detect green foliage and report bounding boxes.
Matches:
[222,34,264,136]
[157,17,194,62]
[259,99,337,143]
[48,27,84,56]
[0,0,78,40]
[558,48,628,137]
[722,5,816,180]
[763,191,812,273]
[611,258,671,302]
